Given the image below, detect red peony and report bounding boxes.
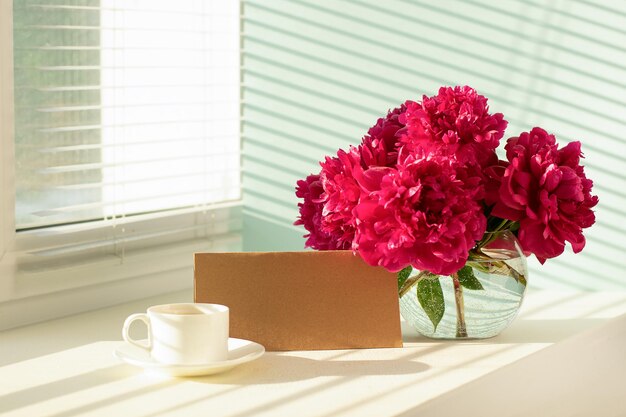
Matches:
[483,159,509,207]
[359,104,407,167]
[491,127,598,262]
[353,155,486,275]
[399,86,506,169]
[317,148,363,250]
[298,105,408,250]
[294,86,598,276]
[294,174,346,250]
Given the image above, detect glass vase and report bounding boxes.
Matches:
[398,231,528,339]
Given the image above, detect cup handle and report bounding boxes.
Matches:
[122,313,152,350]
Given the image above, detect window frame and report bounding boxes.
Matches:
[0,1,243,331]
[1,0,16,261]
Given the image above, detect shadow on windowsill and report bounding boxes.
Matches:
[401,317,608,344]
[189,353,430,385]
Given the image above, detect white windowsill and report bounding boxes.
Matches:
[0,200,244,331]
[1,289,625,417]
[0,224,243,331]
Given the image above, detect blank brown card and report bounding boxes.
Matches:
[194,251,403,351]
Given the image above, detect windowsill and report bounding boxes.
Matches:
[0,205,243,331]
[1,289,625,416]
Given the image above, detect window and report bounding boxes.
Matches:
[0,0,242,329]
[15,0,241,230]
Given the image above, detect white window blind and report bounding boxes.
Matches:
[13,0,241,270]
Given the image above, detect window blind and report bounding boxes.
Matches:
[13,0,241,270]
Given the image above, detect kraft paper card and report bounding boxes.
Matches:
[194,251,403,351]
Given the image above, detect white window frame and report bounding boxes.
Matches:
[0,1,243,331]
[1,0,16,280]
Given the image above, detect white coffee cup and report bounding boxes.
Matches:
[122,303,229,365]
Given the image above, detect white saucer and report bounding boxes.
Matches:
[114,337,265,377]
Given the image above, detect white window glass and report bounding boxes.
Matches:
[13,0,240,230]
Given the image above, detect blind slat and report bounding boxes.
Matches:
[29,83,236,92]
[33,134,238,152]
[53,177,240,191]
[36,152,239,174]
[35,118,238,133]
[28,218,243,257]
[32,100,237,112]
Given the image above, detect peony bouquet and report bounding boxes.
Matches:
[295,86,598,337]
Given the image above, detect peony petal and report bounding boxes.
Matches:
[540,164,562,192]
[554,166,583,201]
[558,141,582,167]
[491,200,522,221]
[518,218,565,262]
[354,166,393,193]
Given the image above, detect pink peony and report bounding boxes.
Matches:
[483,159,509,207]
[299,105,409,250]
[399,86,506,169]
[359,104,407,167]
[294,174,346,250]
[491,127,598,262]
[353,155,487,275]
[295,87,599,273]
[317,148,363,249]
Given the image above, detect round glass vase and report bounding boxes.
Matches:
[398,231,528,339]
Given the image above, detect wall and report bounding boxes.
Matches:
[241,0,626,290]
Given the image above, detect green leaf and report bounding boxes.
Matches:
[457,266,484,290]
[416,277,445,332]
[397,266,412,291]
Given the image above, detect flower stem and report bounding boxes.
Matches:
[474,220,514,250]
[466,258,527,287]
[452,273,468,338]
